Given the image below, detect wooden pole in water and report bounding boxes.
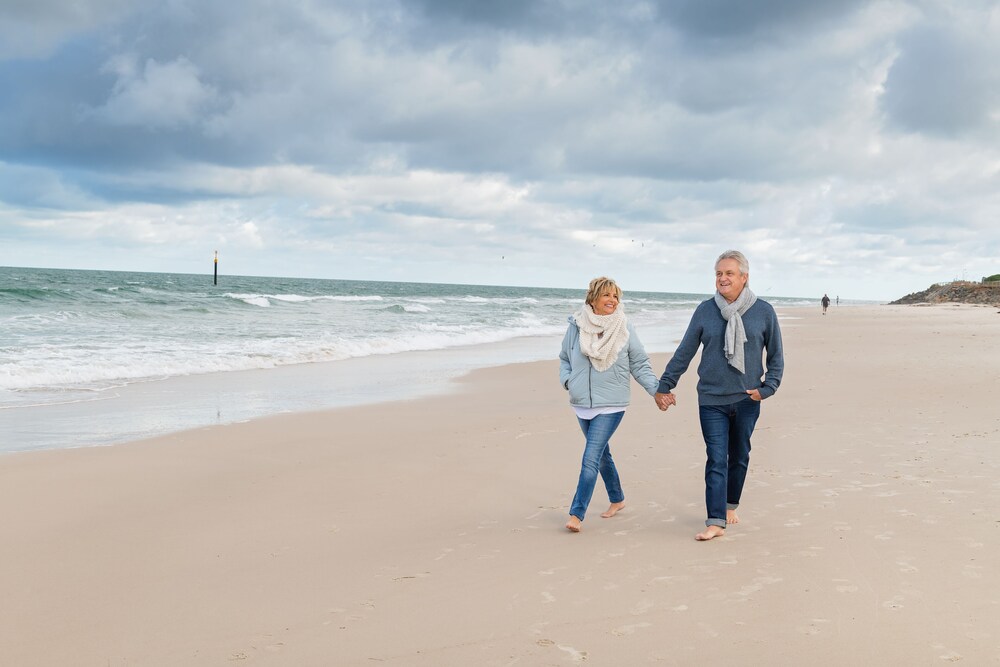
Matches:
[214,250,218,285]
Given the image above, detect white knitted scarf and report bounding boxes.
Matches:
[574,305,629,372]
[714,287,757,374]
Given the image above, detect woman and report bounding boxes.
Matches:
[559,277,659,532]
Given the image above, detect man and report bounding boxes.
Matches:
[655,250,784,541]
[821,293,830,314]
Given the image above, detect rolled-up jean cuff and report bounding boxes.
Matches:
[727,503,739,510]
[706,518,726,528]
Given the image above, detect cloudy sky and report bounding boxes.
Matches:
[1,0,999,300]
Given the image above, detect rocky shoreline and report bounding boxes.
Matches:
[891,281,1000,307]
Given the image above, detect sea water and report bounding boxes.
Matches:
[1,267,814,453]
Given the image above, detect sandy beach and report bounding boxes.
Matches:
[2,304,999,665]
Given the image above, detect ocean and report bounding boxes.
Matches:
[1,267,815,453]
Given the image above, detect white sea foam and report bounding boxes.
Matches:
[1,267,829,452]
[1,268,817,400]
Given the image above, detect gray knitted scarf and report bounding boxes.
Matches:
[573,305,629,372]
[714,287,757,374]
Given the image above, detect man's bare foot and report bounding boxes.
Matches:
[695,525,726,541]
[565,516,582,532]
[727,509,739,525]
[600,501,626,518]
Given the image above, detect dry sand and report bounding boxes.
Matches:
[1,304,999,665]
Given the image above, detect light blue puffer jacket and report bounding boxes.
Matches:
[558,316,659,408]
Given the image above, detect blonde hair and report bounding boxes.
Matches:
[585,276,622,307]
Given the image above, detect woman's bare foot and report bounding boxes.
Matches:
[600,501,626,518]
[727,509,739,525]
[695,525,726,541]
[565,516,582,532]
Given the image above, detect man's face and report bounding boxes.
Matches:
[716,258,748,303]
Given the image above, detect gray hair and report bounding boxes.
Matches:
[716,250,749,275]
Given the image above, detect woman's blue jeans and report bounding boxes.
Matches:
[698,398,761,528]
[569,411,625,521]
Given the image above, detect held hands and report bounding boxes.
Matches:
[655,390,759,410]
[654,392,676,411]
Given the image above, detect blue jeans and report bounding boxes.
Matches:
[569,411,625,521]
[698,398,761,528]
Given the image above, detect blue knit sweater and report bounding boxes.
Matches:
[657,298,784,405]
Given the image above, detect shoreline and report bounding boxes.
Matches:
[1,305,708,455]
[0,333,563,455]
[3,303,1000,665]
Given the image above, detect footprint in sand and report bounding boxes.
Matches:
[630,599,654,614]
[962,564,983,579]
[883,596,904,610]
[798,618,831,636]
[612,622,651,636]
[557,645,588,662]
[696,622,720,638]
[529,622,550,636]
[736,576,783,597]
[931,643,963,662]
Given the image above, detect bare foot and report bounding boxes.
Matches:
[565,516,582,533]
[695,525,726,541]
[727,509,739,525]
[600,501,626,518]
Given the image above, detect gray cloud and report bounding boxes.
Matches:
[654,0,871,41]
[881,24,1000,136]
[0,0,138,59]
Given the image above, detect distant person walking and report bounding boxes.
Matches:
[559,277,660,533]
[822,294,831,314]
[836,295,839,306]
[654,251,784,541]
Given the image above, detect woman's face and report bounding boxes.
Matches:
[591,290,619,315]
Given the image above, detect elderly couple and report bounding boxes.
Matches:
[559,250,784,541]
